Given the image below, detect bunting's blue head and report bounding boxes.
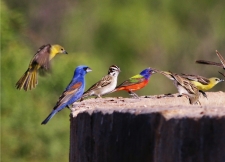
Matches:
[74,65,92,77]
[140,68,155,80]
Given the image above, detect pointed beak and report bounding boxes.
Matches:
[151,69,157,74]
[149,67,158,74]
[86,67,92,73]
[63,51,68,54]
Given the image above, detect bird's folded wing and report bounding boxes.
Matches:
[85,75,112,92]
[174,74,196,94]
[117,76,145,87]
[101,75,113,87]
[181,74,209,85]
[54,82,82,109]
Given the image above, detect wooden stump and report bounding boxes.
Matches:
[69,92,225,162]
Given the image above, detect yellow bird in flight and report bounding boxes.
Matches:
[16,44,68,91]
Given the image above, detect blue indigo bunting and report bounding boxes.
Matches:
[41,65,92,124]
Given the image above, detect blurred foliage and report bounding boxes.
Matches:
[1,0,225,161]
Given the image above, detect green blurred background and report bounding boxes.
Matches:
[2,0,225,161]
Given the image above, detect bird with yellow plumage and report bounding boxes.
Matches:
[16,44,68,91]
[181,74,224,98]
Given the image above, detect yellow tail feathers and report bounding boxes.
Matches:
[16,69,38,91]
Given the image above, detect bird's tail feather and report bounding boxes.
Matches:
[109,87,126,93]
[80,91,92,101]
[16,69,38,91]
[41,110,58,125]
[113,87,123,92]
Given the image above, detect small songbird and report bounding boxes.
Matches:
[81,65,121,100]
[16,44,68,91]
[196,50,225,77]
[154,69,200,104]
[111,67,155,98]
[41,65,92,125]
[181,74,224,97]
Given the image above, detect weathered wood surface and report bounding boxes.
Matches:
[70,92,225,162]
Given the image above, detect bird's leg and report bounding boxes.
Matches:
[199,90,207,99]
[129,91,139,98]
[95,95,102,99]
[192,99,201,106]
[181,93,189,100]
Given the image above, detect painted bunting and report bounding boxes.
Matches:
[112,67,155,98]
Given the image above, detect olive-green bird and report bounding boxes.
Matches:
[16,44,68,91]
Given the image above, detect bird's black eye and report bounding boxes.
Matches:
[61,48,63,51]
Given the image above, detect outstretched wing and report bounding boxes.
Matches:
[195,60,223,68]
[53,82,82,110]
[216,50,225,69]
[31,44,51,71]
